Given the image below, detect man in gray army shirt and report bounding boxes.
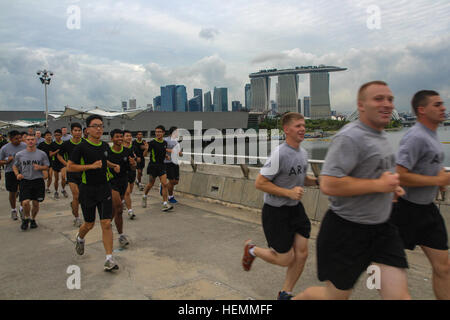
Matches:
[242,112,319,300]
[391,90,449,300]
[13,134,49,231]
[293,81,411,300]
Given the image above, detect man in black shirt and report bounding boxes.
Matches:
[107,129,136,248]
[68,114,121,272]
[132,131,146,191]
[37,131,53,192]
[123,130,138,219]
[56,123,83,227]
[50,129,66,199]
[142,125,173,212]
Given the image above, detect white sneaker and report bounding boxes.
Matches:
[142,195,147,208]
[162,203,174,212]
[11,210,18,221]
[74,218,82,227]
[128,210,136,220]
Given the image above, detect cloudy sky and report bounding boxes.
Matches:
[0,0,449,113]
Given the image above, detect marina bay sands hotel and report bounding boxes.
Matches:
[249,65,346,119]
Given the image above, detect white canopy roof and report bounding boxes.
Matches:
[58,106,144,120]
[0,120,46,128]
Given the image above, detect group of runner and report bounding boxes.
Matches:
[242,82,449,300]
[0,115,182,271]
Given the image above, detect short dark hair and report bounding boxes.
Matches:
[86,114,103,127]
[358,80,388,101]
[110,128,123,138]
[61,126,67,129]
[21,131,27,136]
[54,129,62,134]
[168,126,178,135]
[411,90,440,116]
[155,125,165,132]
[44,131,52,136]
[136,131,143,135]
[123,130,132,135]
[281,112,304,128]
[9,130,21,138]
[71,122,82,131]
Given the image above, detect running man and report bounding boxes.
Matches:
[35,130,45,145]
[163,126,183,204]
[61,126,72,141]
[293,81,410,300]
[68,114,120,271]
[107,129,136,248]
[241,112,317,300]
[0,131,26,220]
[132,131,146,191]
[13,134,49,230]
[56,123,83,227]
[0,133,8,187]
[38,131,54,193]
[123,130,138,219]
[142,125,173,212]
[390,90,450,300]
[50,129,67,199]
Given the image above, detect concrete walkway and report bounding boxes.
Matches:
[0,185,439,300]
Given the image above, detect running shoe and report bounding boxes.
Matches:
[128,210,136,220]
[19,207,24,220]
[142,195,147,208]
[104,258,119,271]
[162,203,174,212]
[74,218,82,227]
[54,191,59,199]
[61,189,68,198]
[11,210,18,221]
[46,188,51,194]
[242,240,256,271]
[75,233,85,255]
[30,219,38,229]
[122,200,127,210]
[21,218,30,231]
[168,197,178,204]
[119,235,130,248]
[277,291,293,300]
[139,184,144,192]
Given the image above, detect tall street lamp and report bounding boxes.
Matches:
[36,69,54,128]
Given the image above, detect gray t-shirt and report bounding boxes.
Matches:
[260,142,309,207]
[397,122,444,204]
[62,134,72,141]
[321,120,396,225]
[164,137,180,164]
[14,149,50,180]
[0,142,27,173]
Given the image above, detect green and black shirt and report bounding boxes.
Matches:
[107,145,133,182]
[59,139,82,164]
[148,138,168,165]
[70,139,110,185]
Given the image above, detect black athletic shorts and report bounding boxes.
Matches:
[391,197,448,251]
[166,163,179,181]
[19,178,45,202]
[67,172,82,186]
[51,160,64,172]
[110,177,128,197]
[78,183,112,222]
[5,171,19,192]
[261,202,311,254]
[128,169,137,184]
[317,209,408,291]
[137,157,145,170]
[147,163,166,178]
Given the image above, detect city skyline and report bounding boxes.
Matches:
[0,1,449,113]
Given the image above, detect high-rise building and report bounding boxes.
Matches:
[129,99,136,110]
[270,100,278,114]
[276,74,299,114]
[204,91,213,111]
[122,101,127,111]
[153,96,161,111]
[250,77,270,112]
[303,96,311,118]
[193,88,203,111]
[298,99,302,114]
[213,87,228,112]
[244,83,252,110]
[161,85,176,112]
[189,95,202,112]
[310,72,331,119]
[175,85,187,112]
[232,101,243,112]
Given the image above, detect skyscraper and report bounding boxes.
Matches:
[161,85,176,112]
[276,74,299,114]
[153,96,161,111]
[122,101,127,111]
[175,85,187,112]
[204,91,213,112]
[213,87,228,112]
[310,72,331,119]
[129,99,136,110]
[303,96,311,118]
[232,101,243,112]
[193,88,203,111]
[250,77,270,112]
[189,95,202,112]
[244,83,252,110]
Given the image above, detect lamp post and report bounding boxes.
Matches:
[36,70,53,128]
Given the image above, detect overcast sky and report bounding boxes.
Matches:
[0,0,449,113]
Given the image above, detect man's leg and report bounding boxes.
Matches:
[125,183,133,210]
[100,219,113,255]
[168,179,178,197]
[53,170,59,193]
[159,174,170,202]
[376,263,411,300]
[292,281,352,300]
[9,192,17,210]
[61,168,67,196]
[421,245,450,300]
[137,168,143,185]
[78,221,95,239]
[22,199,31,219]
[68,182,80,218]
[46,168,53,190]
[31,200,39,220]
[282,234,309,293]
[111,189,123,234]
